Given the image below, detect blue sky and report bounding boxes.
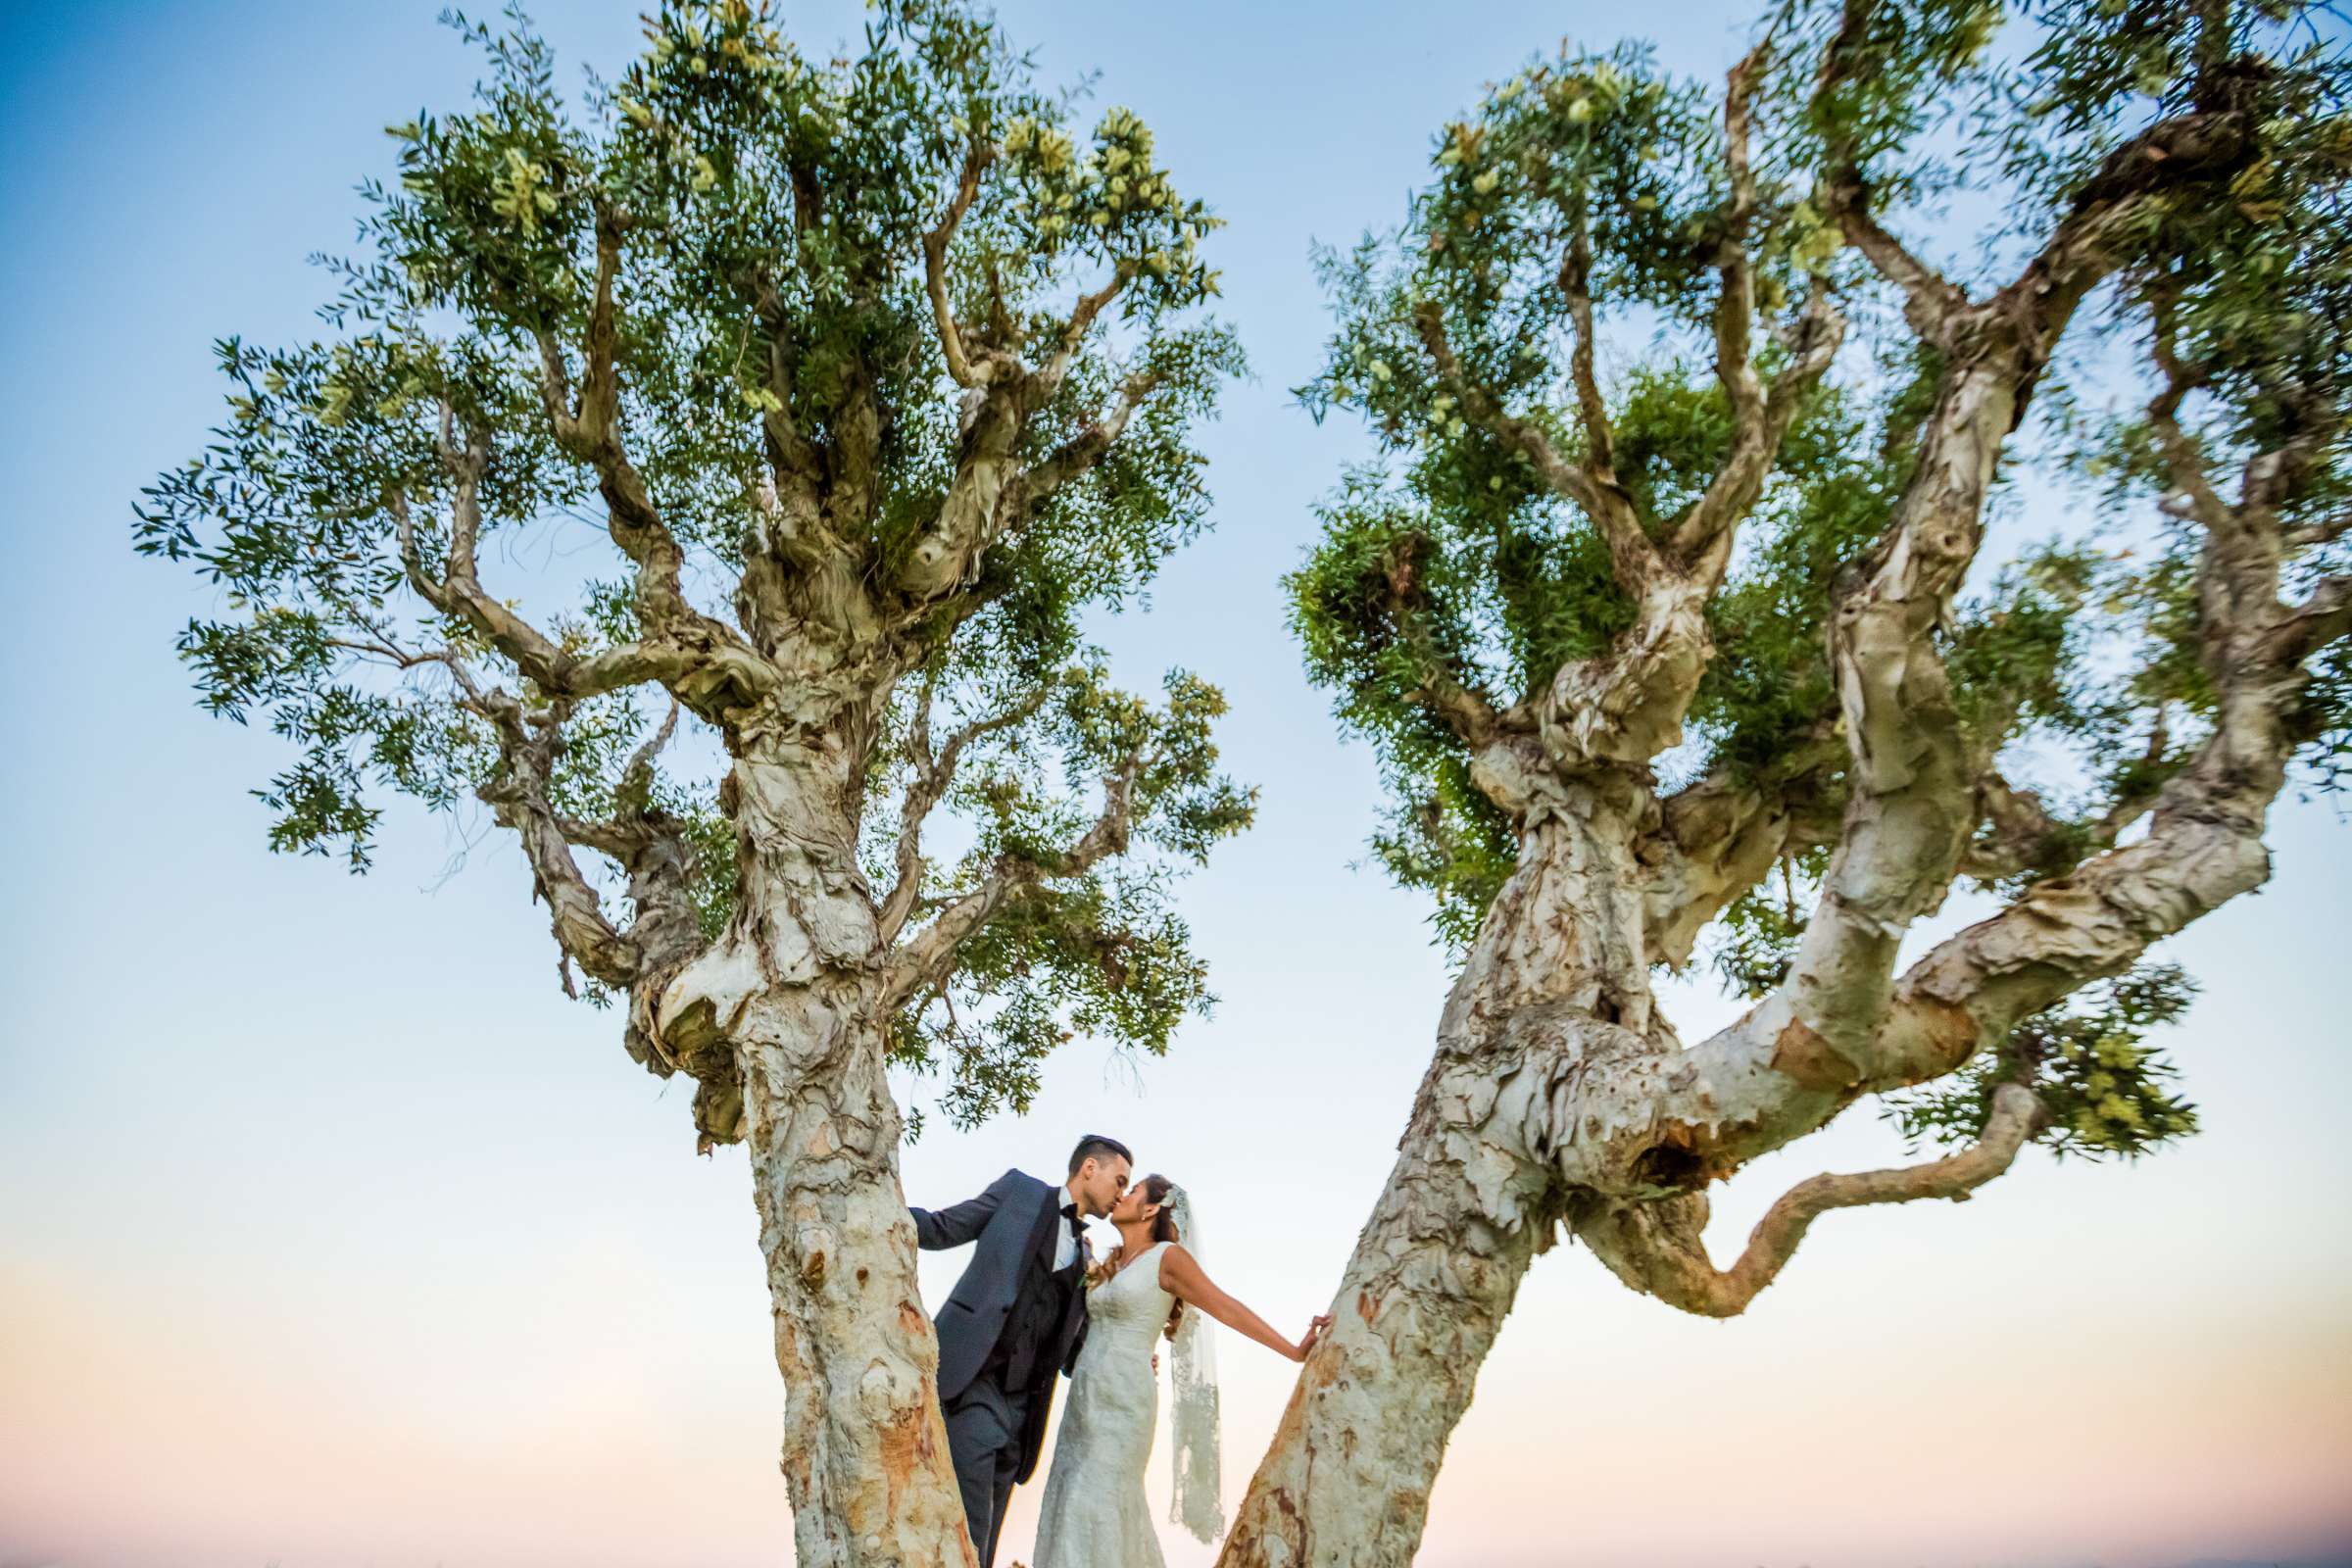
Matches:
[2,3,2348,1566]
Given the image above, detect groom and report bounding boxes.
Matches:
[909,1134,1131,1568]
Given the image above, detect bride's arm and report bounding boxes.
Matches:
[1158,1245,1331,1363]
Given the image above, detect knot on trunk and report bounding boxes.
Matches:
[1628,1135,1711,1192]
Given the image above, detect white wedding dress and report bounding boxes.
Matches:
[1032,1240,1178,1568]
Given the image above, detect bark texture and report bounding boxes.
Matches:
[381,196,1206,1563]
[1219,27,2342,1563]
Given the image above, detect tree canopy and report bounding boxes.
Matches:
[135,0,1253,1142]
[1290,0,2351,1160]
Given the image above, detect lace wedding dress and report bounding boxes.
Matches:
[1031,1240,1183,1568]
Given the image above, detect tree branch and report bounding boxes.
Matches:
[1807,4,1973,343]
[391,471,695,703]
[1554,195,1616,486]
[2006,107,2261,341]
[878,751,1145,1010]
[874,678,1054,946]
[2145,295,2241,539]
[532,217,668,544]
[1671,281,1845,574]
[1706,45,1768,426]
[1866,302,2349,1084]
[1640,720,1845,966]
[1534,22,2326,1211]
[1004,368,1164,520]
[1023,261,1142,415]
[732,267,836,575]
[1640,58,1853,583]
[1412,301,1655,594]
[1407,646,1515,754]
[526,220,778,712]
[1820,174,1972,347]
[2271,572,2352,663]
[2283,512,2352,551]
[555,697,683,858]
[1580,1084,2044,1317]
[923,140,1002,390]
[895,361,1168,608]
[1751,340,2033,1057]
[455,673,642,993]
[1960,770,2070,880]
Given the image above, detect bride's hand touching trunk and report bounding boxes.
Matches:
[1158,1243,1329,1362]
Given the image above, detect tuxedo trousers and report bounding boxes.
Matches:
[943,1371,1031,1568]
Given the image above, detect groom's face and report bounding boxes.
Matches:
[1072,1153,1129,1218]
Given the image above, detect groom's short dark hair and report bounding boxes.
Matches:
[1068,1134,1132,1175]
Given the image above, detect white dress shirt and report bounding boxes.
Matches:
[1054,1180,1084,1271]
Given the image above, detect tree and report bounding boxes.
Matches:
[1234,1,2352,1559]
[134,4,1250,1561]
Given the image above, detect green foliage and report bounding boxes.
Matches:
[1289,40,1913,950]
[889,867,1209,1129]
[1794,0,2352,800]
[1707,845,1833,998]
[1286,469,1587,950]
[878,664,1254,1129]
[1883,963,2201,1159]
[132,0,1248,1131]
[944,318,1248,684]
[1294,3,2352,974]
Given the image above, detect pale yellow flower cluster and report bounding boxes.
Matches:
[1553,60,1629,127]
[491,146,558,233]
[1783,199,1842,277]
[1435,122,1484,169]
[643,0,791,79]
[613,0,803,177]
[2092,1034,2144,1069]
[1003,116,1077,176]
[1002,106,1220,294]
[2058,1028,2173,1148]
[307,338,434,428]
[1428,392,1464,439]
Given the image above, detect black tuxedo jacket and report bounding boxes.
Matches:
[910,1167,1093,1480]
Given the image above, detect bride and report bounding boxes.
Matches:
[1031,1174,1331,1568]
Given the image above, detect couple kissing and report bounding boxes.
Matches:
[909,1134,1332,1568]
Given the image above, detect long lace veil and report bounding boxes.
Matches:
[1163,1184,1224,1543]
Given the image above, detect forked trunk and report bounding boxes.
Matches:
[1219,777,1667,1567]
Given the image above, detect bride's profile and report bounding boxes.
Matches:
[1029,1175,1330,1568]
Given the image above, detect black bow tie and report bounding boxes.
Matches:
[1062,1203,1085,1241]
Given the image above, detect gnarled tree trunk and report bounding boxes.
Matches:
[1220,27,2328,1561]
[662,729,973,1568]
[1224,781,1676,1564]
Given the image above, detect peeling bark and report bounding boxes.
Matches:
[1219,40,2320,1566]
[634,641,1167,1564]
[1223,790,1669,1564]
[656,724,974,1568]
[742,1004,967,1567]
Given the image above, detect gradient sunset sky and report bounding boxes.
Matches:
[2,2,2349,1566]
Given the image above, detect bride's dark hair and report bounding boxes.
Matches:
[1138,1173,1181,1245]
[1138,1173,1185,1339]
